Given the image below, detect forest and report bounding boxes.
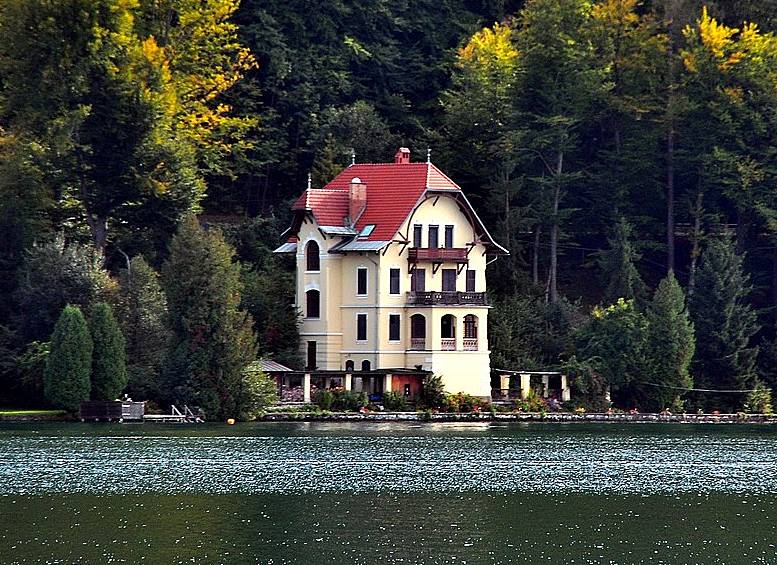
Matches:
[1,0,776,416]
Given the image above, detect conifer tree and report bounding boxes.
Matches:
[640,273,695,411]
[597,216,647,304]
[689,236,759,411]
[115,256,170,400]
[89,302,127,401]
[45,305,93,412]
[162,217,258,420]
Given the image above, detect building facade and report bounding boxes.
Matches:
[275,148,507,398]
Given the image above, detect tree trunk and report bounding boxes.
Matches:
[665,13,677,274]
[549,149,563,304]
[688,188,703,295]
[533,224,541,286]
[86,214,108,258]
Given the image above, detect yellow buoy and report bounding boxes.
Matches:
[227,418,236,425]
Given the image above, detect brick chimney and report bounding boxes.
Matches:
[348,177,367,226]
[394,147,411,164]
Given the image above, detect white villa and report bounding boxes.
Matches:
[275,148,508,400]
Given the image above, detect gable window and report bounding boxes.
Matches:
[389,314,401,341]
[389,268,401,295]
[306,241,320,271]
[466,270,476,292]
[305,289,320,318]
[413,224,423,247]
[357,313,368,341]
[357,267,368,296]
[411,268,426,292]
[428,225,439,248]
[444,225,454,248]
[442,269,456,292]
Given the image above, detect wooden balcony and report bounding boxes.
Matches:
[406,291,488,306]
[408,247,468,263]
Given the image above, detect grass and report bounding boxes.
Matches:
[0,409,67,416]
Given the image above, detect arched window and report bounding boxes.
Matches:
[345,360,355,371]
[361,359,371,371]
[410,314,426,350]
[464,315,478,339]
[305,289,320,318]
[306,241,320,271]
[441,314,456,339]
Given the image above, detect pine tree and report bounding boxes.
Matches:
[89,302,127,401]
[597,216,647,304]
[44,305,93,412]
[115,256,170,399]
[162,216,258,420]
[640,273,695,411]
[689,236,759,411]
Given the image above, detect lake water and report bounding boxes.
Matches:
[1,422,776,563]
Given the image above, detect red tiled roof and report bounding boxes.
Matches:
[291,162,459,241]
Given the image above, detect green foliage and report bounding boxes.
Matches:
[14,236,114,343]
[88,302,127,401]
[576,298,647,405]
[420,374,446,410]
[513,388,549,412]
[597,217,647,304]
[744,382,773,415]
[689,236,759,412]
[115,256,170,400]
[237,362,279,420]
[162,216,258,420]
[15,341,50,406]
[313,389,368,412]
[639,273,695,412]
[382,391,408,411]
[44,305,93,412]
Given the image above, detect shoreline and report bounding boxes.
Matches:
[3,411,776,424]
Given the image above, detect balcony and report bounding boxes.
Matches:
[441,338,456,351]
[463,338,478,351]
[409,338,427,351]
[406,291,488,306]
[408,247,468,263]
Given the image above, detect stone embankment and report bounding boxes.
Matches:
[261,411,777,423]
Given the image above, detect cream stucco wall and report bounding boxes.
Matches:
[295,193,496,397]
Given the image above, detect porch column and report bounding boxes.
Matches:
[520,373,531,399]
[541,375,550,398]
[561,374,571,401]
[384,374,393,394]
[499,374,511,398]
[303,372,312,403]
[345,373,352,391]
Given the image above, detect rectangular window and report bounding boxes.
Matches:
[411,268,426,292]
[444,225,454,248]
[389,268,400,295]
[428,225,439,248]
[389,314,400,341]
[442,269,457,292]
[466,269,476,292]
[357,267,368,296]
[357,314,368,341]
[413,224,423,247]
[306,341,317,370]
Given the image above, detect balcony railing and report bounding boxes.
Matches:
[463,338,478,351]
[408,247,468,263]
[441,338,456,351]
[409,338,427,351]
[406,291,488,306]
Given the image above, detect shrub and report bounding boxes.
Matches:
[442,392,488,413]
[513,388,548,412]
[314,389,368,411]
[382,391,408,411]
[420,374,445,409]
[313,389,334,410]
[238,362,279,419]
[745,382,773,414]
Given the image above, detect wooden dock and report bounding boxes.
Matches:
[143,405,202,423]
